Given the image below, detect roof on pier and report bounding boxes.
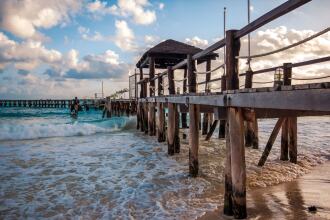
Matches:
[136,39,218,69]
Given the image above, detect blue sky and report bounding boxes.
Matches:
[0,0,329,99]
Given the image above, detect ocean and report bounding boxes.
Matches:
[0,107,329,219]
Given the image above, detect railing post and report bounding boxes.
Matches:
[167,66,180,155]
[202,59,212,135]
[244,70,259,149]
[224,29,246,219]
[187,54,200,177]
[148,57,156,136]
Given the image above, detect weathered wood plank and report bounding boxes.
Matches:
[258,118,285,166]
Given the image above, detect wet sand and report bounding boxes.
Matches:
[199,161,330,220]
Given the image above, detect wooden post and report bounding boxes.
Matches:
[167,66,180,155]
[281,118,289,161]
[181,67,188,128]
[143,81,149,134]
[244,70,259,149]
[219,74,226,138]
[224,119,233,215]
[281,63,292,160]
[224,29,246,218]
[288,117,297,163]
[202,59,212,135]
[187,54,199,177]
[157,75,166,142]
[229,107,246,219]
[137,68,143,131]
[148,57,156,136]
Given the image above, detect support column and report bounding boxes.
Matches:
[229,107,246,219]
[143,81,149,134]
[148,57,156,136]
[138,67,144,131]
[281,63,292,160]
[157,75,166,142]
[224,29,246,218]
[244,70,259,148]
[187,54,199,177]
[167,66,180,155]
[288,117,297,163]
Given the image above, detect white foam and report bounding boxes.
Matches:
[0,122,116,141]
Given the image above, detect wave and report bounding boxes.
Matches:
[0,117,136,141]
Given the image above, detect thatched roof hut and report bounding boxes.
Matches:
[136,39,218,69]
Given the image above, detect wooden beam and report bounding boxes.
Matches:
[258,118,285,166]
[139,87,330,112]
[205,120,218,141]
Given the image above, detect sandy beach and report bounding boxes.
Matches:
[199,161,330,220]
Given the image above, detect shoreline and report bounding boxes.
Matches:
[199,160,330,220]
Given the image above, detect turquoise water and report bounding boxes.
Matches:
[0,107,218,219]
[0,107,329,219]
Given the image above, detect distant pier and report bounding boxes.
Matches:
[0,99,95,109]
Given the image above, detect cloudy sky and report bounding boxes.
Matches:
[0,0,329,99]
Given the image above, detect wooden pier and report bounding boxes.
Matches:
[132,0,330,218]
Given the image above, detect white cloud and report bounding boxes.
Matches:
[159,3,165,10]
[185,36,209,48]
[0,0,82,39]
[86,0,156,25]
[0,32,62,71]
[144,35,161,48]
[114,20,137,51]
[239,26,330,84]
[0,31,129,80]
[78,26,105,41]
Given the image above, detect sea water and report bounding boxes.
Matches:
[0,107,329,219]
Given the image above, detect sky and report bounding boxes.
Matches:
[0,0,329,99]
